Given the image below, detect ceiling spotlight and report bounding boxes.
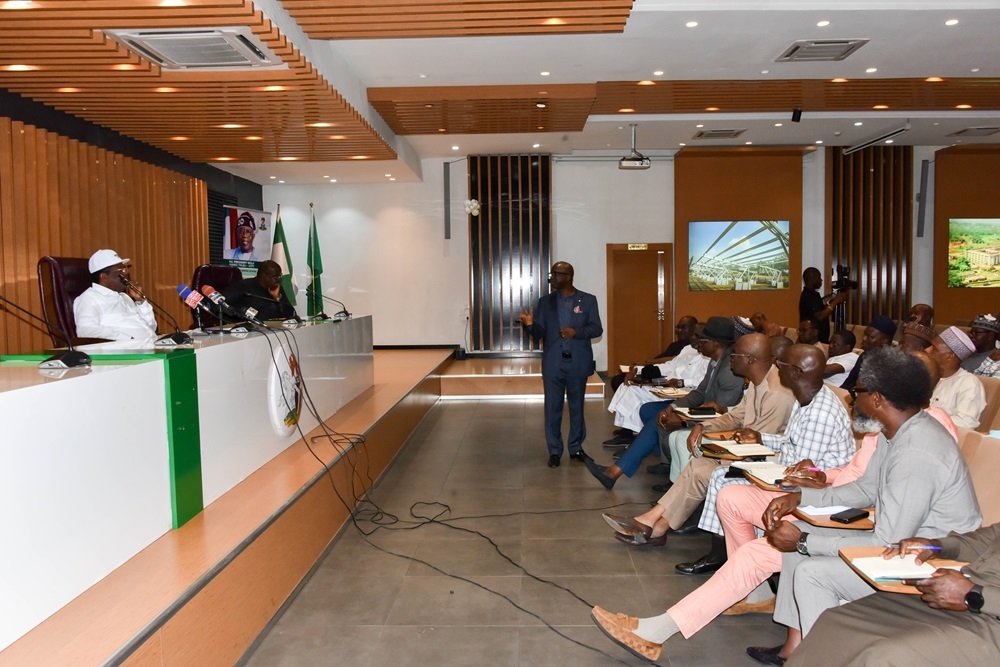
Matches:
[866,67,878,73]
[686,21,698,28]
[535,102,547,108]
[775,123,783,127]
[945,19,959,26]
[842,123,911,155]
[532,143,541,148]
[791,108,803,123]
[653,70,664,76]
[817,20,830,27]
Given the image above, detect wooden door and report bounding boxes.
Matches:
[606,244,674,373]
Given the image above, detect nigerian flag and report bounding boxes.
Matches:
[269,204,297,306]
[306,204,324,317]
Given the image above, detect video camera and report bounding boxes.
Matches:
[833,264,858,292]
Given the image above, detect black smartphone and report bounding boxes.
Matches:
[830,508,870,524]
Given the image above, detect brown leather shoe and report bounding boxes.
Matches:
[602,513,653,540]
[722,596,775,615]
[591,606,661,662]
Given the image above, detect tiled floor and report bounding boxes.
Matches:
[245,397,786,666]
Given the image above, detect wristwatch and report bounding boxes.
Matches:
[965,585,985,614]
[795,532,810,556]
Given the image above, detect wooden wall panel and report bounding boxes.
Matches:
[0,116,208,355]
[933,146,1000,326]
[674,148,807,327]
[468,154,551,352]
[829,146,912,326]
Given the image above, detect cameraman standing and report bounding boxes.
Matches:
[799,267,849,344]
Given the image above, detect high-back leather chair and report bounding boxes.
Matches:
[37,256,96,346]
[189,264,244,327]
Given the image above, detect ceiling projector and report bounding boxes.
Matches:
[619,156,651,170]
[619,123,651,170]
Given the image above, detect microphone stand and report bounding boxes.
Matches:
[319,294,350,319]
[0,292,91,369]
[120,276,192,345]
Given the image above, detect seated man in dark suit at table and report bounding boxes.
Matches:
[221,260,297,321]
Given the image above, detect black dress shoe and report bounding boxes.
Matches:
[669,524,703,536]
[674,555,726,575]
[651,482,672,493]
[547,455,560,468]
[585,457,617,489]
[746,645,786,666]
[602,434,634,446]
[569,450,588,462]
[613,427,631,436]
[646,463,671,475]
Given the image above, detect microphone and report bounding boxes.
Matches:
[318,294,351,318]
[119,274,192,346]
[0,291,91,369]
[177,285,213,315]
[201,285,264,326]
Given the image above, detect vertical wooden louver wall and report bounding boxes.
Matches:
[0,117,208,355]
[468,154,551,352]
[828,146,913,325]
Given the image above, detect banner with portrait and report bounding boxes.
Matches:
[222,207,273,275]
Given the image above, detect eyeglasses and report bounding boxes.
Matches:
[848,386,870,402]
[775,359,802,373]
[730,353,753,361]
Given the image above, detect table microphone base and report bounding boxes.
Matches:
[39,350,92,369]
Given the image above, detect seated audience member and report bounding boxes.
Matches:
[607,316,698,393]
[928,326,987,430]
[795,319,827,357]
[732,315,755,338]
[221,260,297,321]
[898,320,937,353]
[822,330,858,386]
[590,351,957,664]
[787,524,1000,667]
[73,249,157,341]
[975,346,1000,378]
[963,313,1000,372]
[905,302,935,327]
[600,333,794,540]
[604,346,852,571]
[750,311,785,338]
[746,347,981,666]
[585,317,743,489]
[839,315,897,390]
[604,328,708,443]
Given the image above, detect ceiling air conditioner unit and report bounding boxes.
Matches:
[104,27,285,70]
[619,124,651,170]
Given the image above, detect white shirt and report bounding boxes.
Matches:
[930,368,987,430]
[73,283,157,341]
[652,344,710,387]
[824,351,860,388]
[607,345,710,432]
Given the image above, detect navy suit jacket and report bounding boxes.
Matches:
[525,289,603,377]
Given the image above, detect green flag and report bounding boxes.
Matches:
[306,206,324,317]
[269,206,297,306]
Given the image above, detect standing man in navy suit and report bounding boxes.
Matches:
[520,261,604,468]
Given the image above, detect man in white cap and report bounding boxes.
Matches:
[73,249,157,341]
[928,326,987,429]
[963,313,1000,372]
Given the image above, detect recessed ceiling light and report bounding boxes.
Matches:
[279,157,298,161]
[686,21,698,28]
[154,86,178,93]
[537,125,544,130]
[638,80,655,86]
[865,67,877,73]
[775,123,783,127]
[854,122,863,126]
[926,77,944,82]
[618,107,635,113]
[218,124,245,129]
[745,141,753,145]
[761,69,769,74]
[540,71,550,76]
[536,102,547,108]
[111,64,140,71]
[815,140,823,144]
[438,128,446,132]
[323,175,329,179]
[419,74,427,78]
[277,180,285,183]
[259,85,290,92]
[679,142,686,146]
[452,145,460,150]
[945,19,959,26]
[350,156,370,160]
[831,78,848,83]
[957,104,972,109]
[269,176,276,179]
[544,18,566,25]
[389,178,396,181]
[705,107,719,111]
[56,87,81,93]
[885,139,894,144]
[170,136,189,141]
[328,135,347,140]
[424,104,433,108]
[532,143,541,148]
[873,104,889,109]
[1,1,36,9]
[213,157,234,161]
[309,122,334,128]
[330,179,337,183]
[971,68,981,73]
[696,124,704,128]
[817,20,830,27]
[245,136,262,141]
[4,64,37,71]
[653,70,664,76]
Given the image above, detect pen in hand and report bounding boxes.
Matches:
[884,543,943,551]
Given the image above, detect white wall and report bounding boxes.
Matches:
[263,153,836,371]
